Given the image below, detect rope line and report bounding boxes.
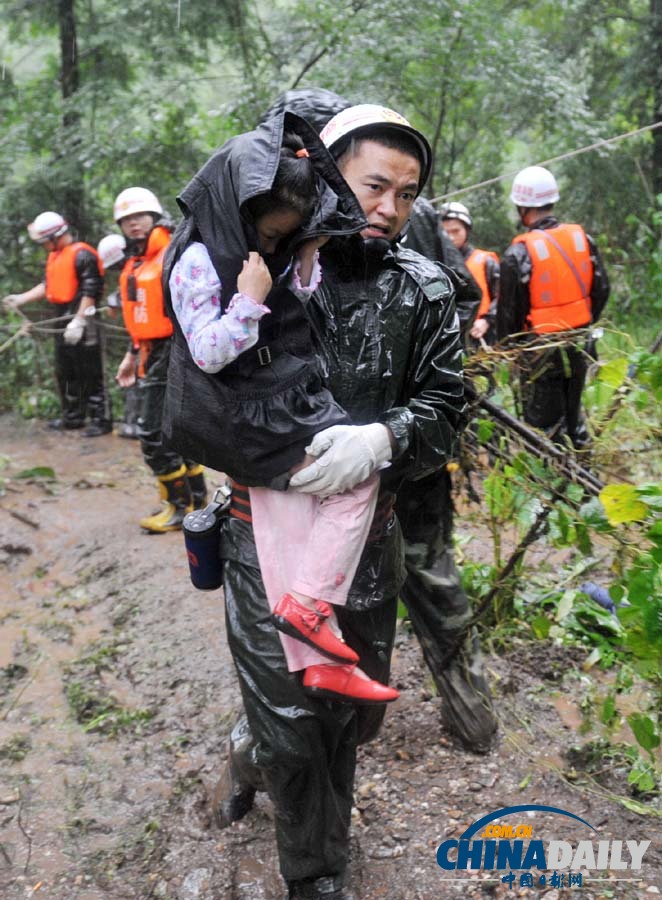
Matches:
[430,120,662,204]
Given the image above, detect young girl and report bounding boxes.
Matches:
[164,113,398,705]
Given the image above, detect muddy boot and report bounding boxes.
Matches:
[210,757,257,829]
[438,630,498,754]
[210,716,263,828]
[139,465,192,533]
[186,464,208,510]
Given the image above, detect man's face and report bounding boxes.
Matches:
[442,218,468,250]
[339,140,420,242]
[119,212,154,242]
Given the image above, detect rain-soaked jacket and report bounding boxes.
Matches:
[402,195,481,334]
[162,111,368,483]
[217,232,464,886]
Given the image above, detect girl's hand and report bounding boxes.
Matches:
[237,252,272,304]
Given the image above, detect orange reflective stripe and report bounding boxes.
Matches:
[513,224,593,334]
[466,248,498,319]
[45,242,99,305]
[119,226,173,341]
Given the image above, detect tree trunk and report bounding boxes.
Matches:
[58,0,84,228]
[652,0,662,197]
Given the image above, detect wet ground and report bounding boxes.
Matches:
[0,415,660,899]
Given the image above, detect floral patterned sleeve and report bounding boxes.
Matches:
[291,250,322,296]
[168,242,270,374]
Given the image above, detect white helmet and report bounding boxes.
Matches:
[97,233,126,270]
[320,104,432,193]
[440,201,472,229]
[510,166,559,207]
[27,211,68,243]
[113,187,163,223]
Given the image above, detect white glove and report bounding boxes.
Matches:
[289,423,392,498]
[63,316,86,345]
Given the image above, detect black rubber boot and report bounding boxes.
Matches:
[83,420,113,437]
[186,464,208,510]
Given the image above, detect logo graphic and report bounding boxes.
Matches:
[436,804,650,891]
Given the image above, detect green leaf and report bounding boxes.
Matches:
[627,762,656,794]
[599,484,649,525]
[555,590,575,622]
[596,357,628,388]
[476,419,496,443]
[627,713,660,753]
[531,615,551,639]
[600,694,617,726]
[15,466,56,480]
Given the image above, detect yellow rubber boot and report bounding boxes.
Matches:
[139,465,193,533]
[186,464,208,510]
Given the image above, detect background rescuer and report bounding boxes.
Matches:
[2,211,112,436]
[113,187,207,532]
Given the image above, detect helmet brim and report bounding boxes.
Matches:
[329,122,432,195]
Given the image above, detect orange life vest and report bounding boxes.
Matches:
[119,226,173,342]
[512,224,593,334]
[45,241,100,305]
[466,248,499,319]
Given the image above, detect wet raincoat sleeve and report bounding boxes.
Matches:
[74,248,103,302]
[380,276,465,484]
[497,242,530,339]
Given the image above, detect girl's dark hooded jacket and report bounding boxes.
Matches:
[161,111,367,484]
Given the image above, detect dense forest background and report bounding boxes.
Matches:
[1,0,660,320]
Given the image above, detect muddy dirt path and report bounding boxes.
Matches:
[0,415,659,899]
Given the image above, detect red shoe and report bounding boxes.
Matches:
[272,594,359,664]
[302,664,400,705]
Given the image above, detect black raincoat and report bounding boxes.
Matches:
[197,89,487,892]
[162,111,367,484]
[218,234,465,887]
[403,195,482,335]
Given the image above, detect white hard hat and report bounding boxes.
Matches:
[97,233,126,269]
[320,104,432,193]
[113,187,163,223]
[440,201,472,229]
[27,211,68,243]
[510,166,560,207]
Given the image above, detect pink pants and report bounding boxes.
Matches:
[249,474,379,672]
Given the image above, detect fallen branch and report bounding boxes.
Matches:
[440,499,556,671]
[464,381,604,496]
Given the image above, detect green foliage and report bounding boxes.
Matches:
[66,679,152,737]
[0,733,32,762]
[0,309,59,414]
